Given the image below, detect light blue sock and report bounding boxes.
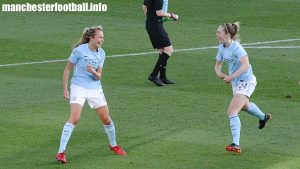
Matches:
[244,102,265,120]
[58,122,74,153]
[104,121,117,147]
[229,114,241,146]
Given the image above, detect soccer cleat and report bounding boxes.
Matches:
[258,114,272,129]
[225,143,241,154]
[56,152,67,163]
[148,75,164,86]
[160,78,176,84]
[109,145,127,156]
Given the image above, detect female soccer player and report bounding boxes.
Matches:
[214,22,272,154]
[143,0,179,86]
[56,26,126,164]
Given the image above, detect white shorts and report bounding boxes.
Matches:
[70,84,107,109]
[232,79,257,98]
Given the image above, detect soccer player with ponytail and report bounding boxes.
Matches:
[56,26,126,164]
[215,22,272,154]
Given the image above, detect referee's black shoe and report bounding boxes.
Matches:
[148,75,164,86]
[160,78,176,84]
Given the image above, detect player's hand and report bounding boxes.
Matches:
[87,64,94,73]
[223,75,233,83]
[216,72,226,80]
[63,89,69,100]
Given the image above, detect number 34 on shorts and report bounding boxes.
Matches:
[238,83,248,90]
[233,81,257,97]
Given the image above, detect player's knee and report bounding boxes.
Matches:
[227,107,238,116]
[102,117,112,125]
[242,105,248,111]
[242,102,251,111]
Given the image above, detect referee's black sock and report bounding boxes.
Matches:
[150,53,164,77]
[159,52,170,79]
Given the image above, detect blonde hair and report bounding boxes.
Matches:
[223,22,240,42]
[74,25,103,48]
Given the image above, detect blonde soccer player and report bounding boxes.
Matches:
[214,22,272,154]
[56,26,126,164]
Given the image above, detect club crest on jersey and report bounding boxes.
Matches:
[224,58,234,63]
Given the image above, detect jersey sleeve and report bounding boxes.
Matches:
[143,0,147,5]
[98,49,106,68]
[69,48,80,64]
[155,0,163,10]
[235,43,248,59]
[215,45,223,61]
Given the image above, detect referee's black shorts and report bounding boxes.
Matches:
[146,20,171,49]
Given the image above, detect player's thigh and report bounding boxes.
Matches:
[68,103,83,124]
[227,94,249,115]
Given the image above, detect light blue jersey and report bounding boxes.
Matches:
[162,0,168,12]
[69,43,105,89]
[216,41,256,85]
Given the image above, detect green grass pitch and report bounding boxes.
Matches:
[0,0,300,168]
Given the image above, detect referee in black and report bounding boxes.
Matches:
[143,0,179,86]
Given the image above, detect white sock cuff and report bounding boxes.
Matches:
[228,113,238,119]
[104,121,114,128]
[65,122,75,129]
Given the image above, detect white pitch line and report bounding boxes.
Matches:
[245,46,300,49]
[242,38,300,46]
[0,39,299,68]
[0,59,67,67]
[109,51,157,58]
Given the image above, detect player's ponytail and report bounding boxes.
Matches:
[231,22,240,42]
[74,25,103,48]
[223,22,241,42]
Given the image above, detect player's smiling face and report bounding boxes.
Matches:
[216,26,227,43]
[90,30,104,49]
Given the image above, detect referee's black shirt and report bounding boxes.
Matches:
[144,0,163,22]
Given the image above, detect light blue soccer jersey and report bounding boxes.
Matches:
[216,41,256,85]
[69,43,105,89]
[162,0,168,12]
